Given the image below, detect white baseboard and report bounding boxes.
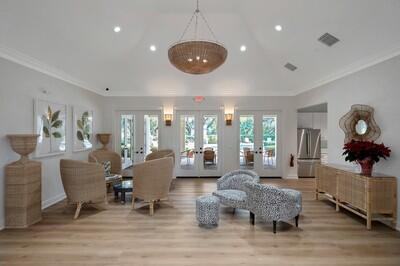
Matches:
[42,193,66,210]
[284,174,299,179]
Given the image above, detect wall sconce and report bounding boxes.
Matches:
[164,114,173,126]
[225,113,233,126]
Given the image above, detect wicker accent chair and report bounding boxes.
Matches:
[243,148,254,166]
[203,149,215,165]
[243,182,302,233]
[145,149,175,164]
[60,159,107,219]
[213,170,259,210]
[88,150,122,175]
[131,157,174,215]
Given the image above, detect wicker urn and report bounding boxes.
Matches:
[96,133,112,150]
[7,134,39,164]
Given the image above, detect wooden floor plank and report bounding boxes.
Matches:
[0,178,399,266]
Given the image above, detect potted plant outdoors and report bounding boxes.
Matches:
[342,140,391,176]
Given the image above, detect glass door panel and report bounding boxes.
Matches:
[263,115,277,168]
[239,115,255,170]
[202,115,218,170]
[120,114,134,169]
[180,115,196,170]
[144,115,159,156]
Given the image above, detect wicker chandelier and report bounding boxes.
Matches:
[168,0,227,74]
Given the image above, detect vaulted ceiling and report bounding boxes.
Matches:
[1,0,400,96]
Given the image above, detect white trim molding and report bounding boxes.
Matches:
[0,44,102,96]
[296,44,400,95]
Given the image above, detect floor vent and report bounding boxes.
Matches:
[284,63,297,71]
[318,32,340,47]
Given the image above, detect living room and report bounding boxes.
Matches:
[1,0,400,265]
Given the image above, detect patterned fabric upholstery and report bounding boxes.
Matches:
[213,170,259,209]
[196,195,220,226]
[216,170,259,191]
[101,160,112,177]
[212,190,248,209]
[243,182,302,222]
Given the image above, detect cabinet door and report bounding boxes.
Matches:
[321,167,337,197]
[338,171,353,204]
[351,176,367,211]
[298,113,313,128]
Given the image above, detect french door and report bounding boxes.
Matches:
[175,110,222,177]
[117,111,161,169]
[236,110,281,177]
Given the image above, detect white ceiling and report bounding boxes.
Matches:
[1,0,400,96]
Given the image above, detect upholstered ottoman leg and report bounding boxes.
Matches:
[295,215,299,227]
[273,221,277,234]
[250,212,255,225]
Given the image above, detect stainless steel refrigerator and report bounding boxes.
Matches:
[297,128,321,177]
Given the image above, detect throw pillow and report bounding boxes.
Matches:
[101,160,112,177]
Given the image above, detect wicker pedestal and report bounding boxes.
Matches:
[5,160,42,228]
[5,134,42,228]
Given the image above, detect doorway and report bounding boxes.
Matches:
[235,110,281,177]
[175,110,223,177]
[117,111,161,169]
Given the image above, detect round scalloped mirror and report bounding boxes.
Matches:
[339,104,381,143]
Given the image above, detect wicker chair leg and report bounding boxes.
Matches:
[149,201,154,216]
[74,202,83,219]
[104,195,108,205]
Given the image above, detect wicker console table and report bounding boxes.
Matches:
[315,164,397,230]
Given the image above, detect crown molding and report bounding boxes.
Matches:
[0,44,103,96]
[294,45,400,96]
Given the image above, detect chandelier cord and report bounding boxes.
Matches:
[178,0,219,42]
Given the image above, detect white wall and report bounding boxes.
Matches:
[0,58,105,229]
[296,55,400,229]
[102,96,298,179]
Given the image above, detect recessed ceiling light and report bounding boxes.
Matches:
[275,25,282,32]
[150,45,157,52]
[240,45,247,52]
[113,26,121,33]
[188,58,193,62]
[203,59,208,63]
[196,56,200,60]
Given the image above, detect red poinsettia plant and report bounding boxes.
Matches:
[342,140,391,163]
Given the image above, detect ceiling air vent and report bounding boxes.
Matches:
[318,32,340,47]
[284,63,297,71]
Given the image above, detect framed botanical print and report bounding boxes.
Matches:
[34,99,67,157]
[73,106,93,152]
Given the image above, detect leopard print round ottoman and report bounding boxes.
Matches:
[196,195,220,227]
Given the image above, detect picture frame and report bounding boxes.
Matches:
[72,106,94,152]
[34,99,67,157]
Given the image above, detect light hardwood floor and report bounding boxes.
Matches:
[1,178,400,266]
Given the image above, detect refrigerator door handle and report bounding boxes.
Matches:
[308,131,312,158]
[305,131,309,157]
